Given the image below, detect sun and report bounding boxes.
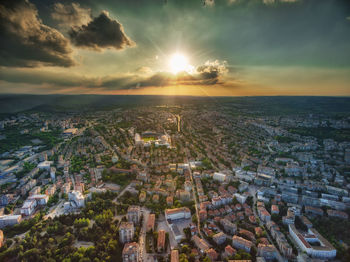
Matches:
[169,53,190,74]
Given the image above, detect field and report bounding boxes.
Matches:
[142,136,156,142]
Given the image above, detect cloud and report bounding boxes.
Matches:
[227,0,239,5]
[204,0,215,7]
[69,11,135,51]
[263,0,299,4]
[0,0,74,67]
[196,60,228,84]
[100,60,229,89]
[51,2,92,28]
[0,59,230,91]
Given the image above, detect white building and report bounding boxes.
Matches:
[122,242,139,262]
[28,194,49,205]
[37,161,53,170]
[135,133,142,145]
[234,193,248,204]
[0,215,22,228]
[289,225,336,259]
[50,167,56,181]
[213,172,226,182]
[119,222,135,243]
[165,207,191,221]
[20,199,37,216]
[68,191,85,207]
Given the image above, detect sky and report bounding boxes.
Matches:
[0,0,349,96]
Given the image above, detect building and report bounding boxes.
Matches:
[0,230,3,248]
[184,181,192,192]
[271,205,279,214]
[206,248,219,261]
[258,244,277,260]
[29,186,41,196]
[326,185,348,196]
[166,196,174,206]
[0,215,21,228]
[152,194,159,203]
[68,191,85,208]
[157,230,166,252]
[327,209,349,219]
[281,193,299,204]
[165,207,191,221]
[122,242,139,262]
[212,231,226,245]
[177,190,191,202]
[50,167,56,181]
[119,222,135,243]
[213,172,227,182]
[258,207,271,222]
[192,235,210,253]
[305,206,323,216]
[282,215,295,225]
[221,218,237,234]
[224,245,236,258]
[170,224,183,242]
[28,194,49,205]
[20,199,37,216]
[238,228,254,241]
[199,209,207,222]
[232,235,253,252]
[139,191,146,203]
[45,185,56,196]
[127,205,141,225]
[37,161,53,170]
[171,249,179,262]
[63,128,78,136]
[147,214,155,232]
[0,195,9,206]
[289,224,336,259]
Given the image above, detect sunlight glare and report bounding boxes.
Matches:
[169,53,190,74]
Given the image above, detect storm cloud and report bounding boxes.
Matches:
[69,11,135,51]
[0,0,74,67]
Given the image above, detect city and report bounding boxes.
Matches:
[1,0,350,261]
[0,96,349,262]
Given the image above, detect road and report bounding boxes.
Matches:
[175,114,181,133]
[250,185,286,262]
[43,199,65,220]
[139,207,153,262]
[113,184,132,204]
[186,159,204,238]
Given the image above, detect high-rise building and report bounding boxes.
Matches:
[122,242,139,262]
[119,222,135,243]
[127,205,141,225]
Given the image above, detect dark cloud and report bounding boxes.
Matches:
[101,61,229,89]
[51,2,92,28]
[69,11,135,51]
[196,60,228,84]
[0,0,75,67]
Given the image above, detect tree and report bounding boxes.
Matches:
[203,256,212,262]
[179,253,189,262]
